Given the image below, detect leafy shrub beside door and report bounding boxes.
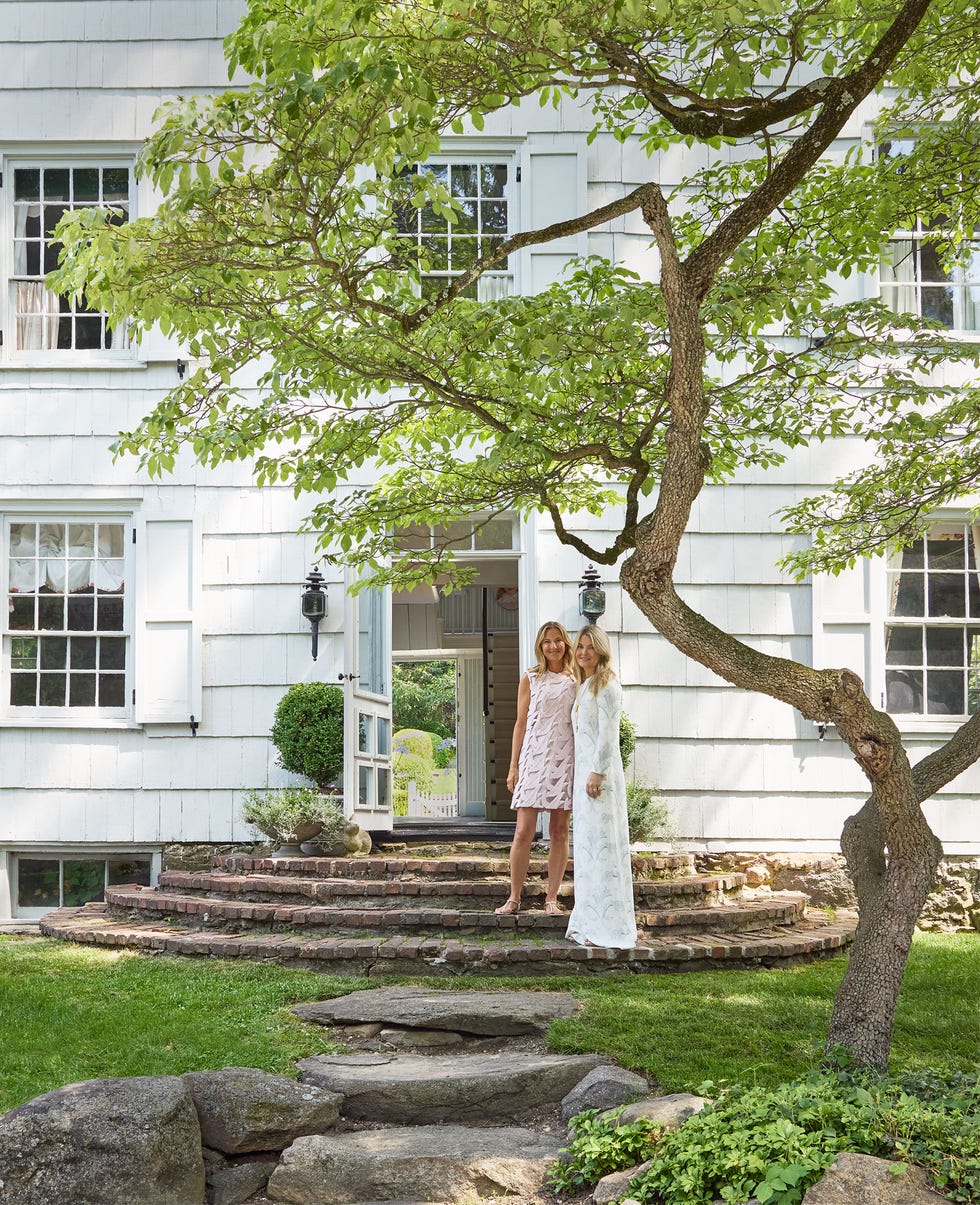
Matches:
[270,682,344,790]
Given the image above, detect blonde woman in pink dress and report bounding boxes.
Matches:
[494,621,577,916]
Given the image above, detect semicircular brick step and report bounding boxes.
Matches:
[39,847,857,974]
[101,883,807,938]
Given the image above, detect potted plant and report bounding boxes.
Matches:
[242,786,345,858]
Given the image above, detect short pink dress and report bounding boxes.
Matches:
[511,669,576,811]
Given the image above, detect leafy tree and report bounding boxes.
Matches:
[53,0,980,1065]
[392,661,456,739]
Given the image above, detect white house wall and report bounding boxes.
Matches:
[0,1,976,923]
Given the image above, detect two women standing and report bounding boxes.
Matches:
[497,620,637,949]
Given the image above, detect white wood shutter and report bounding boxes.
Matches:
[811,560,881,702]
[519,137,588,293]
[135,515,202,725]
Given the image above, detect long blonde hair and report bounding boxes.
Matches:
[530,621,574,676]
[574,625,615,695]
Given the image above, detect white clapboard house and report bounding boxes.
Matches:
[0,0,976,923]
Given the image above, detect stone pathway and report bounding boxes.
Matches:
[0,985,951,1204]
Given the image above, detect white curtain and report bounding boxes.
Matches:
[13,202,61,350]
[8,524,124,594]
[880,239,917,315]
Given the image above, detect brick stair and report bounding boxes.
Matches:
[39,847,857,976]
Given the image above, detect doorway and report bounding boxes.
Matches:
[391,565,522,821]
[392,658,459,818]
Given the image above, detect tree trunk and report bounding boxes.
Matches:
[622,537,946,1067]
[827,792,942,1065]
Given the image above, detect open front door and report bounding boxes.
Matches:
[343,573,393,833]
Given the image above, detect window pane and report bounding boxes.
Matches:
[377,716,391,755]
[73,168,100,202]
[43,169,70,200]
[928,573,966,617]
[14,168,40,200]
[62,860,106,907]
[39,673,67,705]
[17,858,60,908]
[11,674,37,706]
[885,627,922,665]
[358,764,372,808]
[886,669,922,713]
[103,168,129,201]
[926,627,964,667]
[902,539,925,569]
[927,669,964,715]
[67,595,95,630]
[98,674,126,707]
[69,674,97,706]
[98,597,124,630]
[70,637,97,669]
[474,518,514,550]
[100,637,126,670]
[926,531,965,568]
[9,596,35,629]
[107,858,151,887]
[359,713,372,753]
[39,636,67,669]
[481,163,508,196]
[451,164,477,197]
[38,596,65,629]
[377,767,391,810]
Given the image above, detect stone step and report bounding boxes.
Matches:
[40,902,856,975]
[296,1050,609,1123]
[104,884,805,937]
[153,869,745,909]
[212,850,697,881]
[266,1123,562,1204]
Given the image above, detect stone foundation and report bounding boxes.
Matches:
[161,842,270,873]
[694,852,980,932]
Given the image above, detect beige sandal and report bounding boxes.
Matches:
[494,899,521,915]
[544,900,564,916]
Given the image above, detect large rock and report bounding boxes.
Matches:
[594,1160,654,1204]
[0,1075,205,1205]
[602,1092,707,1130]
[561,1065,649,1121]
[802,1153,949,1203]
[296,1051,607,1122]
[292,986,583,1035]
[266,1124,562,1203]
[181,1066,341,1154]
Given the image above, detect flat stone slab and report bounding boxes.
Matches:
[292,985,583,1035]
[267,1124,562,1203]
[296,1050,607,1123]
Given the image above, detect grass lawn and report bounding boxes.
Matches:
[0,931,977,1113]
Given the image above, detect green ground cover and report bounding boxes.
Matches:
[0,932,976,1114]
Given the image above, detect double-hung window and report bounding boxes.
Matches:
[885,522,980,716]
[395,158,513,300]
[878,139,980,333]
[8,161,131,355]
[5,517,131,718]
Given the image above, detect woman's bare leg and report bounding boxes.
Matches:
[545,808,571,909]
[495,807,539,913]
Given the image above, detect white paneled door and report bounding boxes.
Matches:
[343,573,394,832]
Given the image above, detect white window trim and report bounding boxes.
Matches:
[0,501,137,728]
[1,151,140,367]
[872,131,980,341]
[5,846,162,920]
[401,145,520,300]
[814,512,980,735]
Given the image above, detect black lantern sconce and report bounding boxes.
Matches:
[301,567,327,661]
[578,563,606,624]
